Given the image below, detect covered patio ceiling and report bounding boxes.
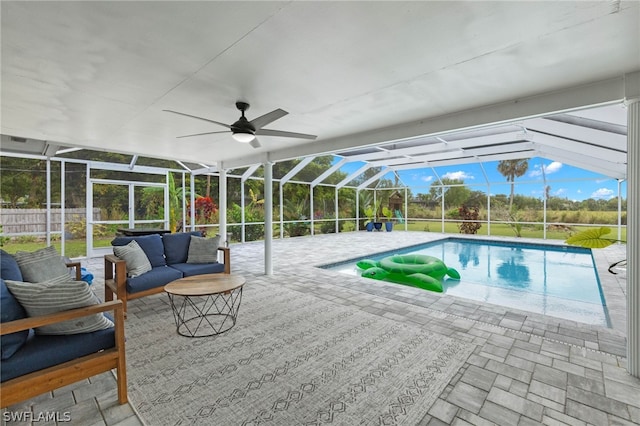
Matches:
[1,1,638,179]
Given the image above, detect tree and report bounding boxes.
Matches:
[497,159,529,210]
[428,178,471,209]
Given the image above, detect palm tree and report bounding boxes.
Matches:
[497,159,529,210]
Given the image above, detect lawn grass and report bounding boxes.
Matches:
[2,221,625,258]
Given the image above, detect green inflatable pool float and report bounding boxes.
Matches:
[357,254,460,293]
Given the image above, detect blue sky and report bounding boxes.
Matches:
[333,157,626,201]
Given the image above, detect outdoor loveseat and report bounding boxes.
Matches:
[104,231,230,314]
[0,248,127,408]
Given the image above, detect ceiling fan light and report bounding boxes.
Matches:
[232,132,255,143]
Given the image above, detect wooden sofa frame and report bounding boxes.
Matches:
[0,300,127,408]
[104,246,230,314]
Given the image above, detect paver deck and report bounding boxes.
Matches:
[3,231,637,425]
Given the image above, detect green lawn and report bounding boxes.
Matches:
[1,221,625,258]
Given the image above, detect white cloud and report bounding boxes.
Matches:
[441,171,474,181]
[421,176,434,183]
[577,189,582,194]
[590,188,615,199]
[553,188,566,196]
[529,161,563,177]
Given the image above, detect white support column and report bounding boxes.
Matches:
[240,179,246,243]
[279,182,284,239]
[46,159,51,246]
[617,179,623,243]
[218,168,227,245]
[404,187,408,231]
[627,98,640,377]
[61,161,66,255]
[310,186,314,236]
[264,162,273,275]
[356,189,360,231]
[190,175,196,231]
[334,189,339,233]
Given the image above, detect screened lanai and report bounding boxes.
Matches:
[1,0,639,385]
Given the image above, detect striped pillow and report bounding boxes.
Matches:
[14,246,69,285]
[113,240,152,277]
[186,235,221,264]
[4,278,113,335]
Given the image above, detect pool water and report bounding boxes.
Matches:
[324,238,610,327]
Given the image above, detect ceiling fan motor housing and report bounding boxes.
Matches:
[233,102,255,134]
[231,116,255,135]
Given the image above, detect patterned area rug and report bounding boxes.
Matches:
[126,282,474,426]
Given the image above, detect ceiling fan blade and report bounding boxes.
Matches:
[176,130,230,139]
[163,110,231,129]
[256,128,317,140]
[250,138,261,149]
[249,108,288,130]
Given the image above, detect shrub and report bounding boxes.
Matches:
[457,205,482,234]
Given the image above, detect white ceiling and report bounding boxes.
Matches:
[1,1,639,173]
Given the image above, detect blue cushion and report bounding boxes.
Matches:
[111,234,166,267]
[1,250,23,281]
[125,266,183,294]
[169,262,225,277]
[1,325,115,382]
[0,278,30,360]
[162,232,201,265]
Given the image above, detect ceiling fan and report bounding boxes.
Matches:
[164,101,317,149]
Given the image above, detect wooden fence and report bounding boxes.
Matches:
[0,208,101,234]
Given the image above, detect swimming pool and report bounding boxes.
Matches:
[323,238,611,327]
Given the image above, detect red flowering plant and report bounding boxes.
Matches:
[187,196,218,236]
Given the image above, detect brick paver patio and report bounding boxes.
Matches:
[3,231,637,425]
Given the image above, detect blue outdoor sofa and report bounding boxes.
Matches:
[104,231,231,315]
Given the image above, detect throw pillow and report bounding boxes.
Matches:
[13,246,69,285]
[1,249,23,281]
[113,240,152,277]
[186,235,221,264]
[163,231,202,264]
[111,234,166,267]
[4,278,114,335]
[1,278,29,359]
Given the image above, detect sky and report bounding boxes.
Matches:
[332,157,626,201]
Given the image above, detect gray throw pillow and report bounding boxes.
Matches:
[186,235,221,264]
[14,246,69,285]
[5,278,114,335]
[113,240,152,277]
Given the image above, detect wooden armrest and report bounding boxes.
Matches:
[218,246,231,273]
[66,261,82,281]
[104,254,125,265]
[0,300,124,335]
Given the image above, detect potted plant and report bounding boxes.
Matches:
[382,207,394,232]
[363,205,376,231]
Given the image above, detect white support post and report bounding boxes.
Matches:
[240,179,246,243]
[627,98,640,377]
[617,179,623,243]
[441,187,445,233]
[264,162,273,275]
[541,159,548,240]
[164,172,170,231]
[356,189,360,231]
[86,163,93,256]
[181,173,186,232]
[218,168,227,245]
[335,189,339,233]
[60,161,65,255]
[404,187,408,231]
[310,186,314,236]
[279,182,284,239]
[190,176,196,231]
[46,159,51,246]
